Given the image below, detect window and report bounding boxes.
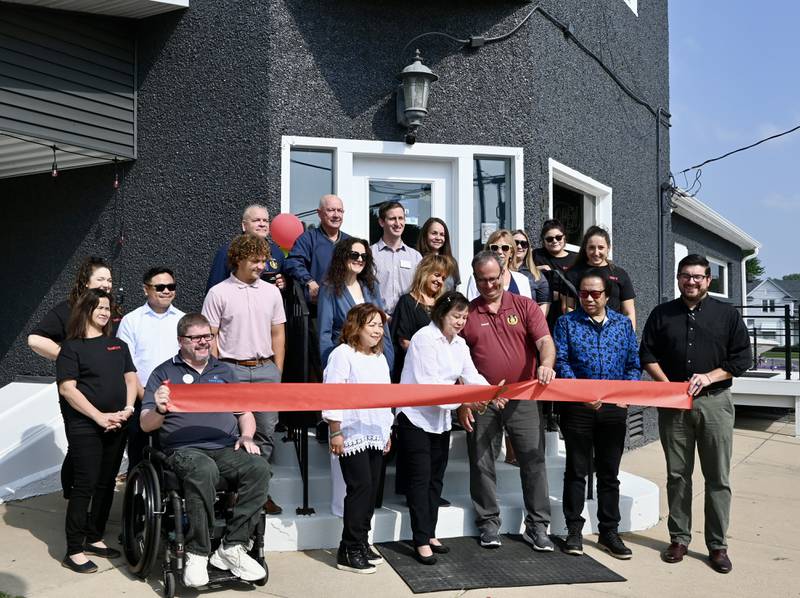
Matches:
[769,299,776,313]
[473,157,513,254]
[289,149,334,228]
[548,158,612,253]
[707,257,728,297]
[623,0,638,15]
[762,300,769,312]
[368,181,431,247]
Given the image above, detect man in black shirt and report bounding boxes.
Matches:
[640,254,751,574]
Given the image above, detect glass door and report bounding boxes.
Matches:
[368,180,432,247]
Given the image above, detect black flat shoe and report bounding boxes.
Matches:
[62,555,98,573]
[430,544,450,554]
[84,544,121,559]
[415,551,437,565]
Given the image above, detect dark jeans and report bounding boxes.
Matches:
[560,403,627,533]
[396,413,450,547]
[65,425,127,555]
[339,449,384,548]
[125,400,148,475]
[165,446,270,556]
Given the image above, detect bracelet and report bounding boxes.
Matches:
[156,405,168,416]
[123,405,135,412]
[329,430,343,439]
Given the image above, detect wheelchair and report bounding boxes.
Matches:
[121,445,268,597]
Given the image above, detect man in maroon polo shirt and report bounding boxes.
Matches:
[458,250,557,551]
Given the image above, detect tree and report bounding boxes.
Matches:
[782,273,800,281]
[745,253,765,283]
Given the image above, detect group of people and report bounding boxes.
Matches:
[27,192,751,585]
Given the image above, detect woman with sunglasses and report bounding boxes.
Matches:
[565,226,636,330]
[533,220,577,331]
[511,229,550,317]
[56,288,137,573]
[465,229,531,300]
[323,303,394,574]
[318,238,394,369]
[416,217,460,290]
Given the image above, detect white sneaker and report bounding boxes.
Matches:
[209,543,266,581]
[183,552,209,588]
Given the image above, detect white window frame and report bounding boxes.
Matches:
[623,0,638,16]
[281,136,524,286]
[707,256,728,298]
[548,158,613,255]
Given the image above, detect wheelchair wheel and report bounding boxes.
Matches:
[122,460,162,579]
[254,556,269,586]
[163,570,176,598]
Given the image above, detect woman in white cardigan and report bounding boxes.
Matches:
[465,229,532,300]
[323,303,393,575]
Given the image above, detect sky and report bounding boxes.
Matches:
[668,0,800,279]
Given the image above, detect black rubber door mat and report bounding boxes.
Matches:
[376,535,625,594]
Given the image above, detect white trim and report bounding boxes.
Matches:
[622,0,638,16]
[547,158,613,255]
[707,256,729,298]
[671,189,760,251]
[674,242,689,298]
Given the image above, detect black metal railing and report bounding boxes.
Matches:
[735,304,799,380]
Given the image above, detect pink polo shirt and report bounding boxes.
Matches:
[202,274,287,360]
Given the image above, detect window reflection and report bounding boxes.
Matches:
[290,149,334,228]
[368,181,431,247]
[473,158,512,255]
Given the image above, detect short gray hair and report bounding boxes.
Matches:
[242,203,268,221]
[471,250,503,273]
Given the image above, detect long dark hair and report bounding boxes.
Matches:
[417,217,454,259]
[324,238,378,296]
[576,225,615,271]
[66,288,114,340]
[68,257,112,307]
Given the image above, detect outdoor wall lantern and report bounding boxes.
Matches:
[397,50,438,145]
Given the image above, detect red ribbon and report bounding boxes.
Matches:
[166,379,692,413]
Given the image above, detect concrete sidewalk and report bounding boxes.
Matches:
[1,412,797,598]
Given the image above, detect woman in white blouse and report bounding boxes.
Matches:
[323,303,394,575]
[398,291,494,565]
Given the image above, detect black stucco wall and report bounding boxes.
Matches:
[672,214,744,305]
[1,0,669,450]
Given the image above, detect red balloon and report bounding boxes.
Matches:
[271,213,304,250]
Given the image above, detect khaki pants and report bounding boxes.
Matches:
[658,389,734,550]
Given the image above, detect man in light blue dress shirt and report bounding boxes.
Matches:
[370,201,422,314]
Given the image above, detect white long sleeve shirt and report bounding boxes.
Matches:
[117,302,185,386]
[398,322,488,433]
[322,344,394,455]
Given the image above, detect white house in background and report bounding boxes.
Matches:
[746,279,800,346]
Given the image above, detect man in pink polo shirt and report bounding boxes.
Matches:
[202,234,286,514]
[458,250,557,552]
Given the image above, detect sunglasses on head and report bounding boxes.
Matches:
[544,234,564,243]
[147,283,176,292]
[578,289,604,300]
[514,239,529,249]
[348,251,368,262]
[489,244,512,253]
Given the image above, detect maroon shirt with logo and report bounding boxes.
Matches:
[460,291,551,385]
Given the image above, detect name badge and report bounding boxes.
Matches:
[400,259,412,269]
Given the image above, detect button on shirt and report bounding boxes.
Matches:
[202,274,287,360]
[371,239,422,314]
[639,296,751,391]
[399,322,488,433]
[117,303,185,386]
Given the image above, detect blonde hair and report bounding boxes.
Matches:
[511,229,542,281]
[408,254,450,304]
[485,229,515,271]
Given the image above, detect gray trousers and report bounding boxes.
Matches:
[658,388,734,550]
[466,399,551,534]
[232,362,281,464]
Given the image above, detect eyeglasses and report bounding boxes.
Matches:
[514,239,529,249]
[578,290,604,300]
[489,244,512,253]
[348,251,368,262]
[678,273,708,282]
[146,283,177,292]
[544,234,564,243]
[475,275,502,286]
[180,333,214,343]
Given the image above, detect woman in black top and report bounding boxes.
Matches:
[565,226,636,329]
[533,219,577,331]
[390,254,448,382]
[56,289,137,573]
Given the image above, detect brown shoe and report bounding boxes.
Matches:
[708,549,732,574]
[264,495,283,515]
[661,542,688,563]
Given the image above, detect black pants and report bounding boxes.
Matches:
[396,413,450,547]
[560,403,627,533]
[65,424,127,555]
[339,449,384,548]
[125,400,147,475]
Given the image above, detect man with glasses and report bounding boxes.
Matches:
[141,313,269,588]
[117,267,185,473]
[553,269,640,559]
[640,254,751,574]
[458,251,557,552]
[203,234,287,514]
[370,201,422,314]
[284,194,350,304]
[205,204,285,293]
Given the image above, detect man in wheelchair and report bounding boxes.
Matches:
[140,312,270,588]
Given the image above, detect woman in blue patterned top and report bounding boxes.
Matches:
[553,268,641,561]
